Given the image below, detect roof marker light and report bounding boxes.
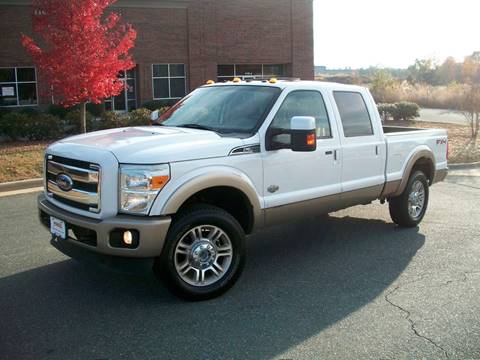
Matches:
[232,77,241,83]
[269,77,278,84]
[206,80,215,85]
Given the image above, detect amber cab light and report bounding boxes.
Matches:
[306,133,316,146]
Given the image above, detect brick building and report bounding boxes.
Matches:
[0,0,314,111]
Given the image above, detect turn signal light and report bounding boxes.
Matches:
[151,175,170,190]
[306,133,316,146]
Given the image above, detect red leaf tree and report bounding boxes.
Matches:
[22,0,137,133]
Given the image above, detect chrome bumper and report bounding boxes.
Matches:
[38,193,171,258]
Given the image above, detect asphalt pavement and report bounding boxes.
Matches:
[0,173,479,360]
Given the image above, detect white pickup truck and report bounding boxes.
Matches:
[38,79,448,300]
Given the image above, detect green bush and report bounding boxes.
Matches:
[142,99,175,110]
[63,109,94,135]
[391,101,420,121]
[377,102,420,121]
[0,112,62,140]
[26,114,63,140]
[128,108,152,126]
[377,103,396,122]
[47,104,70,119]
[0,112,31,139]
[86,103,104,117]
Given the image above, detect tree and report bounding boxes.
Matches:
[370,69,395,103]
[407,58,437,85]
[22,0,137,133]
[459,53,480,139]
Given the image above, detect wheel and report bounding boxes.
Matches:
[155,204,246,301]
[389,170,429,228]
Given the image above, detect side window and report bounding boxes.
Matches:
[333,91,373,137]
[270,90,331,138]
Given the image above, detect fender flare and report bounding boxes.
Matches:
[392,148,435,197]
[151,166,264,228]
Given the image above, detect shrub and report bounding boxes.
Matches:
[390,101,420,121]
[47,104,70,119]
[377,103,396,122]
[0,112,31,139]
[86,103,104,117]
[128,108,152,126]
[142,99,176,110]
[63,109,94,135]
[25,114,63,140]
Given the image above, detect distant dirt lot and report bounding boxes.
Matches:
[388,120,479,164]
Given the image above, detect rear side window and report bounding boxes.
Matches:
[334,91,373,137]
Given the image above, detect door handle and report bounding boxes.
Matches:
[325,151,333,155]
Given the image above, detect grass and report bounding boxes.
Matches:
[0,141,49,183]
[0,121,478,183]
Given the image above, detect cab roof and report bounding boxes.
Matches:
[202,79,367,92]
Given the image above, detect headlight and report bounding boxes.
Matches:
[119,164,170,215]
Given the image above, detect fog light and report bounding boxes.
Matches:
[123,230,133,245]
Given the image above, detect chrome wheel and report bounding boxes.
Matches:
[408,180,426,220]
[174,225,233,287]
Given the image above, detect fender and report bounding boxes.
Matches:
[385,147,435,198]
[150,166,264,229]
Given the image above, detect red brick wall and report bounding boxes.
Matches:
[0,0,313,107]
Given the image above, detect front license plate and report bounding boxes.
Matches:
[50,216,67,240]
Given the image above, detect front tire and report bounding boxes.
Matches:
[155,204,245,301]
[389,170,429,228]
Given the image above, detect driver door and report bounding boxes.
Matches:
[261,89,342,225]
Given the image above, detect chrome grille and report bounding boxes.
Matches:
[46,155,101,213]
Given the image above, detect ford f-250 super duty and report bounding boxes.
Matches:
[38,78,448,300]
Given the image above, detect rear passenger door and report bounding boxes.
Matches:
[331,90,386,194]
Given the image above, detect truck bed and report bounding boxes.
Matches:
[383,125,448,186]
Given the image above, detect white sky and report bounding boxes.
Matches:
[313,0,480,69]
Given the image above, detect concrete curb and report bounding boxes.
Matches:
[449,161,480,170]
[0,178,43,193]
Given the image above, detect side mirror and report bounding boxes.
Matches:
[151,110,160,122]
[290,116,316,152]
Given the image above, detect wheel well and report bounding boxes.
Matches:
[176,186,254,234]
[412,157,434,184]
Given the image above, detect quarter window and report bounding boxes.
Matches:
[333,91,373,137]
[152,64,186,100]
[0,67,38,107]
[270,90,332,138]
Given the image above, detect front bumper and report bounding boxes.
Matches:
[38,193,171,258]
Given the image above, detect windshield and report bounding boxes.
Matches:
[157,85,281,135]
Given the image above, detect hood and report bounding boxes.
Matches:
[56,126,244,163]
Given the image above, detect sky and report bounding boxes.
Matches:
[313,0,479,69]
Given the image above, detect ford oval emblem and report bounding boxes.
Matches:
[56,173,74,192]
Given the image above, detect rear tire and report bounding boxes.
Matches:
[389,171,429,228]
[154,204,245,301]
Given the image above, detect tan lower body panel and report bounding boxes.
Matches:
[264,184,384,227]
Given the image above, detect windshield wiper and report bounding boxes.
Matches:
[177,124,219,133]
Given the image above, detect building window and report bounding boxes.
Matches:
[152,64,186,100]
[0,67,38,107]
[105,69,137,112]
[217,64,285,81]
